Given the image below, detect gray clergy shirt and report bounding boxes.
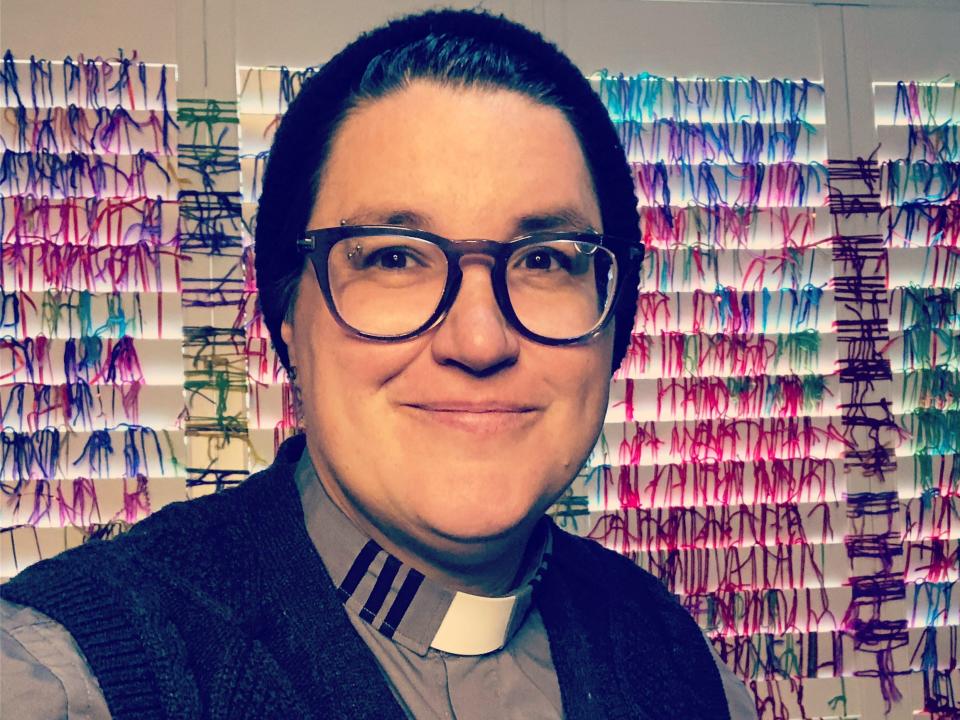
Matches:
[1,449,756,719]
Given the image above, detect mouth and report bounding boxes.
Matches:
[401,402,541,435]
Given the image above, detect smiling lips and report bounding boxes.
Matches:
[402,401,541,435]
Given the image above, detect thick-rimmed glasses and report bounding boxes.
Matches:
[297,225,643,345]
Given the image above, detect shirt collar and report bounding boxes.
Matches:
[294,446,552,657]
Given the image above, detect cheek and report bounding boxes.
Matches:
[288,281,359,428]
[571,332,615,405]
[542,340,613,445]
[579,341,616,442]
[289,282,426,430]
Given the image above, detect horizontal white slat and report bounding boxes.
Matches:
[592,416,956,468]
[889,286,960,331]
[0,475,187,528]
[2,241,181,293]
[0,106,178,156]
[564,457,846,510]
[873,81,960,126]
[881,159,960,206]
[0,524,90,577]
[688,586,852,636]
[605,374,839,423]
[610,370,947,419]
[572,500,845,552]
[2,59,176,112]
[590,416,849,468]
[591,75,827,125]
[888,246,960,290]
[0,151,176,199]
[632,161,829,208]
[640,246,833,292]
[0,427,186,482]
[631,287,834,334]
[889,329,960,372]
[0,382,186,431]
[236,66,321,115]
[712,626,960,680]
[3,290,182,338]
[876,122,959,163]
[640,206,833,250]
[0,197,180,247]
[565,454,957,510]
[617,120,827,165]
[739,668,938,720]
[882,200,960,248]
[238,113,279,155]
[623,541,852,593]
[616,330,834,379]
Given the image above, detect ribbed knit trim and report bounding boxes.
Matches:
[1,540,196,719]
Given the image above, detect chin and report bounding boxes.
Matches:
[416,496,546,545]
[399,463,566,544]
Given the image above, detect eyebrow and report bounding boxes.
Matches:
[514,209,598,235]
[342,209,430,228]
[341,207,599,236]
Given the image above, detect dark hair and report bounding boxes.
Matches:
[254,8,640,374]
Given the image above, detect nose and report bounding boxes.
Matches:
[429,256,520,376]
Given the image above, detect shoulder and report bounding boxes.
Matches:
[546,526,710,649]
[3,482,239,590]
[1,599,112,720]
[1,438,301,610]
[126,439,300,548]
[549,526,678,609]
[540,526,732,717]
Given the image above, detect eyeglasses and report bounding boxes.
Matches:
[297,225,644,345]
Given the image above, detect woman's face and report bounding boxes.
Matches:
[282,80,613,561]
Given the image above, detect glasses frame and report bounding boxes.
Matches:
[297,224,644,345]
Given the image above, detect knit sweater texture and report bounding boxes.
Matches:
[2,435,729,719]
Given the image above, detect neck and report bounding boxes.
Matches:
[310,458,535,597]
[373,522,534,596]
[380,526,530,596]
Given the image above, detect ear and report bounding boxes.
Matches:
[281,319,297,368]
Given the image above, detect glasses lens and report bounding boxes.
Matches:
[327,234,447,336]
[506,240,617,339]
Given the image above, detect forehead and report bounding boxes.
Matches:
[311,80,601,234]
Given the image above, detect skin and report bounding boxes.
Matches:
[281,80,614,596]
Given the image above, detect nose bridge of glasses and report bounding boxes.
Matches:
[446,237,508,268]
[443,239,511,323]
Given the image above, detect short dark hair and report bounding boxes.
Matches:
[254,8,640,374]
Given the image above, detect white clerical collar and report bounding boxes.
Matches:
[293,446,552,657]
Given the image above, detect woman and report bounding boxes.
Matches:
[2,9,754,719]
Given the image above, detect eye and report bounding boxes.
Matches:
[372,249,409,269]
[360,246,426,270]
[518,247,571,272]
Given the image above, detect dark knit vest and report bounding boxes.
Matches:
[2,435,729,719]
